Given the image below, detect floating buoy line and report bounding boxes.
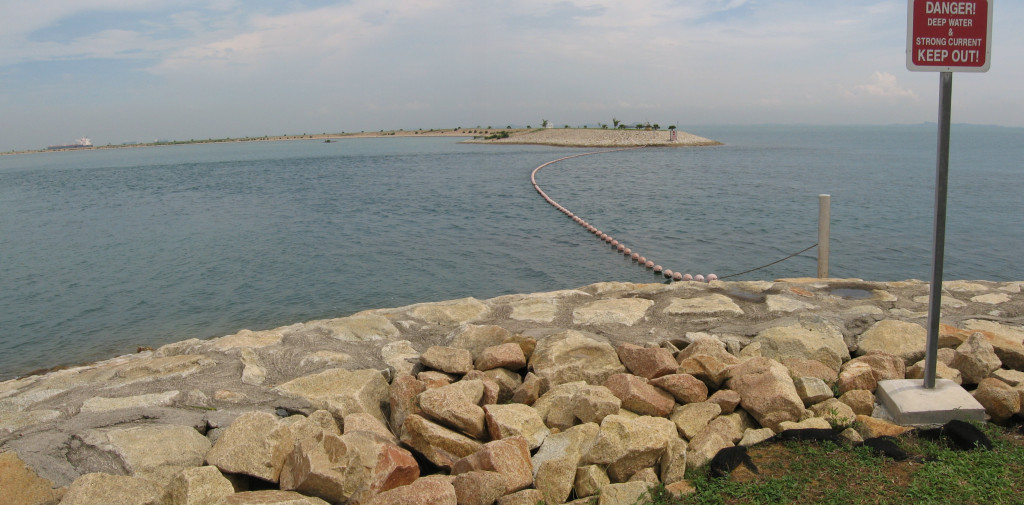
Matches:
[530,148,719,283]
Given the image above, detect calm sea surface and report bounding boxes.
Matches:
[1,125,1021,379]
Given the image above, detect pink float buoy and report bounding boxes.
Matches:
[623,248,631,255]
[631,253,640,261]
[663,269,673,278]
[653,265,663,273]
[695,274,705,282]
[645,260,654,269]
[616,244,625,252]
[610,240,619,246]
[672,272,683,281]
[639,256,646,263]
[682,274,693,281]
[707,273,718,281]
[605,236,613,243]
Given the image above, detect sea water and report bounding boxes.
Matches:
[1,125,1021,379]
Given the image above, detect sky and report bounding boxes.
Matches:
[1,0,1021,152]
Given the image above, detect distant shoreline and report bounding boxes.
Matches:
[2,127,720,156]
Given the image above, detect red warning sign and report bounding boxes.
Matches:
[907,0,992,72]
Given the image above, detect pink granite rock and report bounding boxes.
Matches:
[603,373,675,417]
[616,343,677,379]
[649,373,708,404]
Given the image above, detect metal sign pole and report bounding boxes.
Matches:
[923,71,953,389]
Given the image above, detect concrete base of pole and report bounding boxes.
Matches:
[876,379,987,426]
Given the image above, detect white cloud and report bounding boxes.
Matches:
[851,71,918,99]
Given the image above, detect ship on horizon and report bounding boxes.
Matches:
[47,137,93,150]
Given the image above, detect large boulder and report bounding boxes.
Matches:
[856,320,927,364]
[206,411,292,482]
[583,415,677,482]
[603,373,675,417]
[531,423,600,505]
[60,473,163,505]
[400,415,483,469]
[951,332,1002,384]
[973,378,1021,422]
[483,404,550,449]
[0,451,63,505]
[531,381,621,430]
[616,344,676,379]
[364,475,457,505]
[279,431,418,505]
[420,347,474,375]
[275,368,389,424]
[69,424,211,486]
[452,436,533,494]
[528,330,625,387]
[216,490,330,505]
[669,402,722,441]
[418,380,487,439]
[649,374,708,405]
[162,466,235,505]
[725,357,805,432]
[752,319,850,372]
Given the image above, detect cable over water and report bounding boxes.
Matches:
[530,149,816,282]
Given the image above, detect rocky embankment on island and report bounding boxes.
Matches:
[2,278,1024,505]
[462,128,721,147]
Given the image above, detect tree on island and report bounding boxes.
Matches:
[668,125,677,131]
[612,118,620,129]
[541,119,549,128]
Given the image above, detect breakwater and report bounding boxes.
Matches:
[2,277,1022,504]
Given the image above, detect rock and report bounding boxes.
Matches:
[664,294,743,317]
[531,423,600,505]
[79,391,181,413]
[113,354,216,382]
[0,451,63,505]
[452,436,533,494]
[276,368,389,424]
[676,354,731,390]
[670,402,721,440]
[809,398,856,428]
[205,411,292,482]
[991,369,1024,387]
[163,466,235,505]
[532,381,621,429]
[388,375,426,438]
[483,404,549,449]
[686,431,733,472]
[856,320,927,364]
[400,414,483,469]
[854,415,911,438]
[583,415,676,482]
[603,373,675,417]
[837,362,877,395]
[509,372,546,405]
[280,431,418,505]
[309,314,400,342]
[447,325,514,360]
[70,424,211,485]
[725,357,805,432]
[649,374,708,404]
[380,340,420,377]
[766,294,816,313]
[738,428,776,447]
[572,298,654,326]
[665,479,697,498]
[418,380,487,439]
[706,390,741,414]
[597,481,655,505]
[240,348,266,385]
[845,352,906,382]
[659,437,688,485]
[452,471,506,505]
[676,336,741,365]
[495,489,543,505]
[421,347,475,375]
[365,476,457,505]
[574,465,610,498]
[60,473,163,505]
[216,490,331,505]
[951,333,1002,384]
[838,389,875,416]
[528,330,626,386]
[778,418,832,431]
[478,368,522,402]
[907,359,962,384]
[475,343,526,371]
[752,319,850,372]
[793,376,833,406]
[343,412,396,442]
[616,344,676,379]
[419,371,456,388]
[973,378,1021,422]
[780,357,839,386]
[961,319,1024,370]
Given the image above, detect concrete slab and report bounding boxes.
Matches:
[876,379,988,426]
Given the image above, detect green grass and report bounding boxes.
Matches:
[634,422,1024,505]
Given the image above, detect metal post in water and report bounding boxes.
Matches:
[817,194,830,278]
[924,71,953,389]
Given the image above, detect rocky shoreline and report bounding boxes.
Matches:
[2,277,1023,505]
[461,128,721,147]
